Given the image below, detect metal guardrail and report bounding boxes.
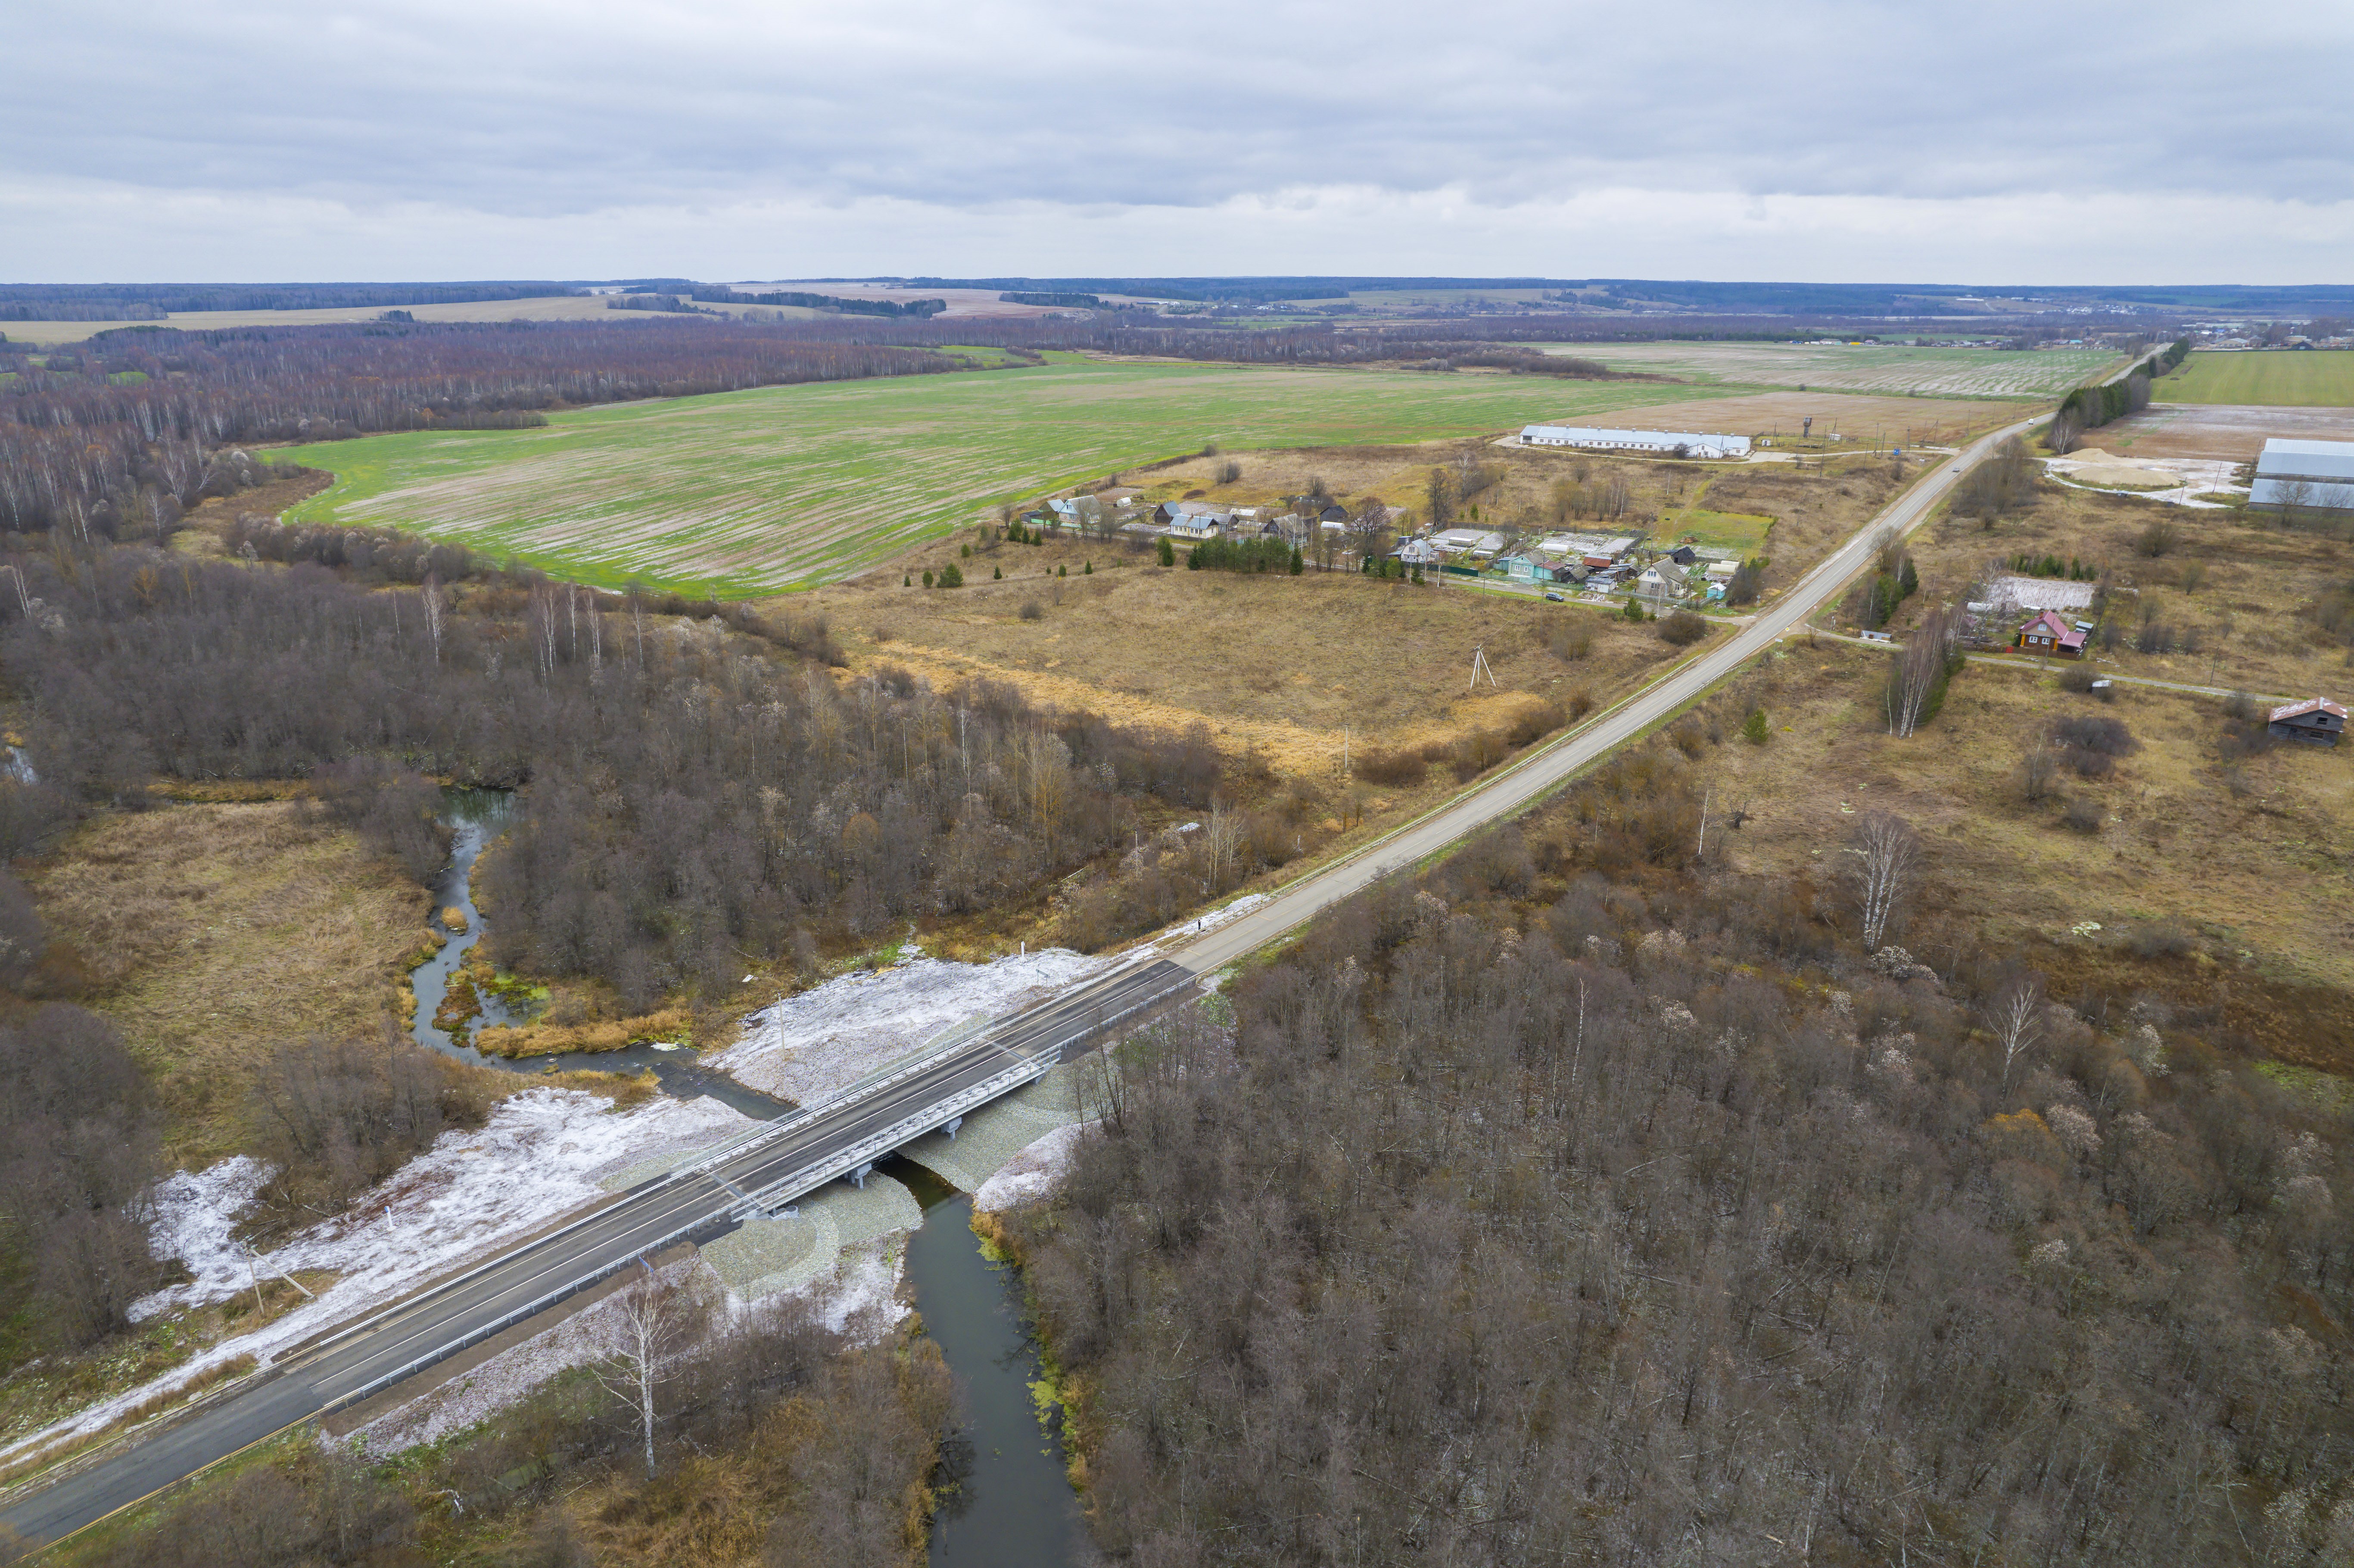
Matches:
[326,960,1202,1417]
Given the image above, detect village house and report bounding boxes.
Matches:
[2018,609,2087,659]
[2268,697,2347,745]
[1429,527,1507,558]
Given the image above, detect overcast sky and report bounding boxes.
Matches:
[6,0,2350,285]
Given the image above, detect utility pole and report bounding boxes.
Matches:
[1468,645,1498,694]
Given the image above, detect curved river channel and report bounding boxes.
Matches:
[408,791,1090,1567]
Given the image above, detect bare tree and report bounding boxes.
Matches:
[1843,811,1919,951]
[420,573,444,665]
[592,1262,711,1476]
[1884,604,1959,737]
[1986,973,2045,1084]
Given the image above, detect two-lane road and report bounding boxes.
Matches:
[3,412,2035,1552]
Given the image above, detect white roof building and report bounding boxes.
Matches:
[2252,438,2354,512]
[1986,576,2096,613]
[1429,528,1507,556]
[1521,425,1752,459]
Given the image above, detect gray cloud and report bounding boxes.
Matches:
[4,0,2350,279]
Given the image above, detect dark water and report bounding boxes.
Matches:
[888,1157,1093,1568]
[407,789,786,1119]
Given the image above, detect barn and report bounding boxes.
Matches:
[1520,425,1753,459]
[2251,439,2354,515]
[2267,697,2347,745]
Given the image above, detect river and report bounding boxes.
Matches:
[412,792,1090,1564]
[405,789,782,1117]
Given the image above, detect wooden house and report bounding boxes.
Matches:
[2268,697,2347,745]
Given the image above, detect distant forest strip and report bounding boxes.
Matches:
[0,281,598,314]
[689,287,947,318]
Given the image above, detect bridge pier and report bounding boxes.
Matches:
[943,1114,963,1140]
[847,1161,874,1189]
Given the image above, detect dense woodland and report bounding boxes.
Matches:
[65,1289,948,1568]
[0,545,1227,999]
[1015,797,2354,1566]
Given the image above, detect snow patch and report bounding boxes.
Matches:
[0,1089,759,1469]
[713,949,1107,1105]
[974,1123,1087,1213]
[1163,892,1268,941]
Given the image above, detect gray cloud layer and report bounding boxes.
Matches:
[5,0,2350,280]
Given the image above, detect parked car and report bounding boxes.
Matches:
[1544,591,1565,602]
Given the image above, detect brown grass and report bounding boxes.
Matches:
[26,802,436,1164]
[2091,402,2354,462]
[475,1008,694,1058]
[1688,636,2353,1040]
[1898,471,2354,703]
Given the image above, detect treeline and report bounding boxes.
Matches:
[691,286,947,317]
[0,281,589,314]
[1002,290,1103,307]
[1014,800,2354,1565]
[2051,339,2185,449]
[0,319,961,534]
[73,1292,948,1568]
[0,546,1224,1008]
[1185,537,1302,573]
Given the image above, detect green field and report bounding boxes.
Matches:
[2157,349,2354,407]
[1559,341,2120,399]
[279,358,1764,595]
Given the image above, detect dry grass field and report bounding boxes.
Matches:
[1557,341,2119,400]
[1527,389,2044,448]
[2085,402,2354,462]
[1684,637,2353,1053]
[1894,470,2354,703]
[0,294,830,348]
[27,803,434,1164]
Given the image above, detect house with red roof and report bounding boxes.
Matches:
[2267,697,2347,746]
[2017,610,2087,660]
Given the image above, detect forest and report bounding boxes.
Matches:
[1011,787,2354,1565]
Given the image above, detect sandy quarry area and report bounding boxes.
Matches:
[2089,402,2354,462]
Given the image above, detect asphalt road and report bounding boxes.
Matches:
[5,414,2034,1550]
[0,958,1192,1547]
[1171,417,2041,975]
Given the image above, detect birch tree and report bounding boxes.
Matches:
[1884,604,1960,737]
[1843,811,1919,952]
[592,1263,711,1477]
[1987,973,2045,1084]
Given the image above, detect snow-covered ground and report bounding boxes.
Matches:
[974,1123,1087,1213]
[1162,892,1267,941]
[2043,451,2247,508]
[711,948,1109,1105]
[0,1089,759,1470]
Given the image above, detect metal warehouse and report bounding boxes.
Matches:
[1520,425,1752,459]
[2251,438,2354,513]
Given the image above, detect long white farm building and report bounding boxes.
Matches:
[2251,438,2354,514]
[1521,424,1751,459]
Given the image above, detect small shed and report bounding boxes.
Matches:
[2018,610,2086,660]
[2268,697,2348,745]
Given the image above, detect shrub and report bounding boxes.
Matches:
[937,562,963,588]
[1658,610,1710,646]
[2063,796,2104,833]
[1548,621,1593,661]
[1741,708,1769,745]
[2020,745,2059,802]
[1216,459,1242,485]
[1566,687,1596,721]
[1725,558,1766,606]
[1354,748,1427,786]
[2136,517,2178,557]
[921,569,934,588]
[1018,600,1043,621]
[1621,596,1646,623]
[2052,714,2136,756]
[1157,536,1175,566]
[2057,665,2112,700]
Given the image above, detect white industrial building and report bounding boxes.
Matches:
[2251,438,2354,514]
[1521,424,1752,459]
